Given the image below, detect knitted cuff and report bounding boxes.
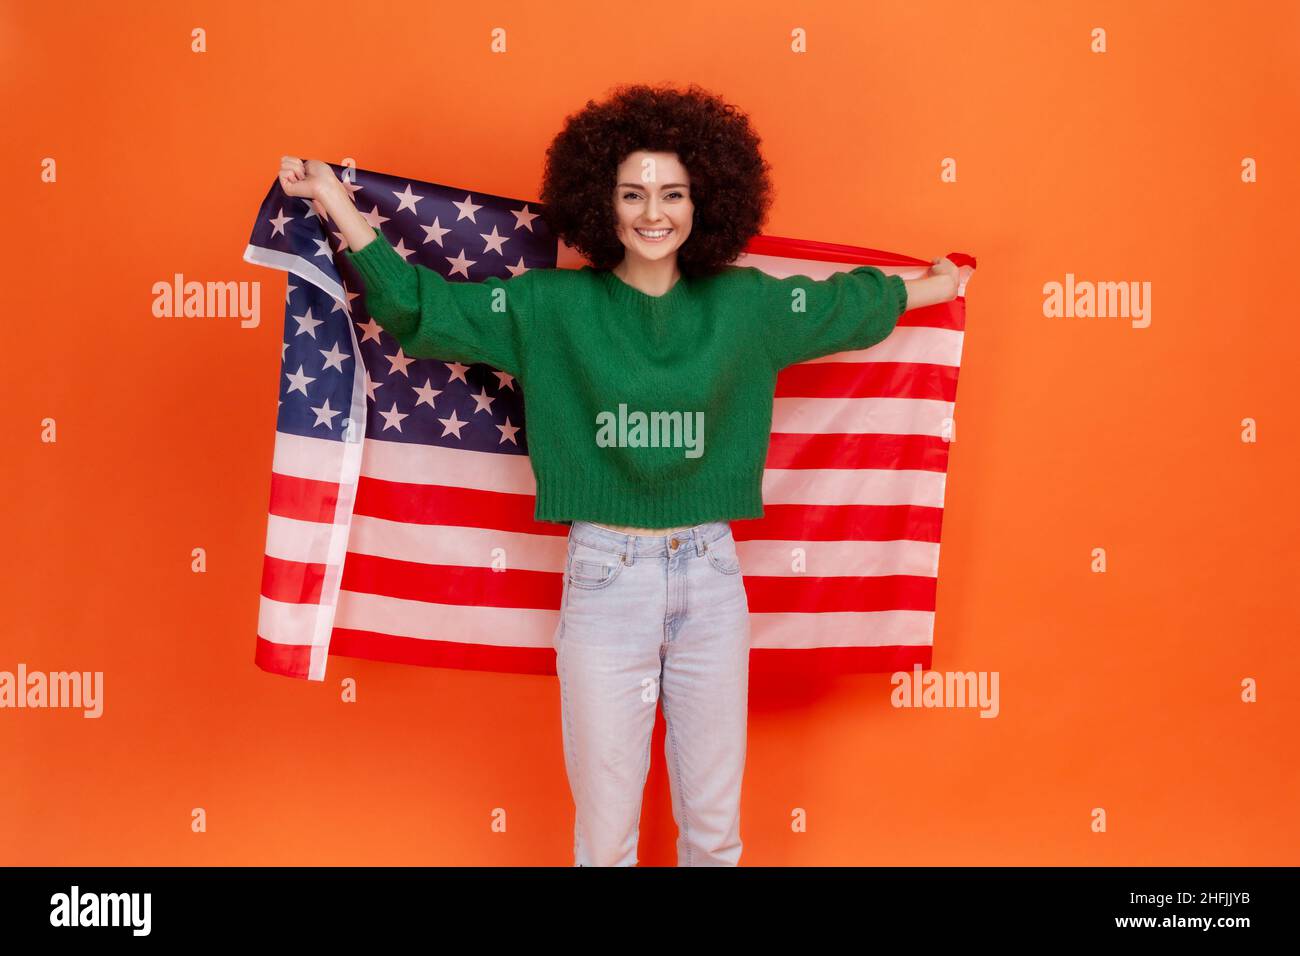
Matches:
[345,226,410,291]
[890,272,909,314]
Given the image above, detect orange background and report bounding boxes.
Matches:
[4,0,1297,866]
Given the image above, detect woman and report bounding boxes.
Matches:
[279,82,959,866]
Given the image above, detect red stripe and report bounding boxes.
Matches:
[331,627,560,676]
[254,635,313,679]
[765,432,952,471]
[749,643,932,680]
[735,503,945,543]
[342,552,561,607]
[775,360,959,402]
[743,234,976,276]
[343,556,933,614]
[260,553,325,604]
[356,478,564,536]
[741,574,936,613]
[325,629,932,678]
[268,472,340,523]
[745,234,932,269]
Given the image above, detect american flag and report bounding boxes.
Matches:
[243,165,975,682]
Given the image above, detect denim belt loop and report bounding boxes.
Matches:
[692,525,706,557]
[623,534,636,566]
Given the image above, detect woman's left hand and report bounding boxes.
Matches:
[928,256,960,301]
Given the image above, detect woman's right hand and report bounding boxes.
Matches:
[278,156,341,218]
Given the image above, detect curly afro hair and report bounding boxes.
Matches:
[538,82,774,278]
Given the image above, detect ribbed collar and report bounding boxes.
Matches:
[592,265,692,314]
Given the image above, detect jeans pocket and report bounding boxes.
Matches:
[566,542,626,590]
[704,531,742,575]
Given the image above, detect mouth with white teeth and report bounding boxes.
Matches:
[634,227,673,242]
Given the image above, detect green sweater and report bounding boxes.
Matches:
[344,226,908,527]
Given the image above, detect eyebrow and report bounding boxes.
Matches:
[616,182,690,189]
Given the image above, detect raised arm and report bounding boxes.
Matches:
[755,256,958,370]
[282,157,536,376]
[757,265,909,371]
[342,225,537,376]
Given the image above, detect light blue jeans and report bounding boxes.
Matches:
[553,519,751,866]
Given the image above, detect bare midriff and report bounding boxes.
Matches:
[588,522,696,537]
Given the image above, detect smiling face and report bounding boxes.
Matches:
[612,150,694,266]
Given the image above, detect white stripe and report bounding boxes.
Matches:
[334,590,559,648]
[361,437,537,493]
[271,427,536,493]
[772,395,957,436]
[271,425,359,483]
[263,513,356,567]
[267,511,558,570]
[751,609,936,650]
[269,512,934,578]
[346,515,564,570]
[263,595,931,655]
[735,538,940,578]
[762,466,948,508]
[243,244,345,305]
[252,244,372,681]
[797,324,965,366]
[257,595,345,680]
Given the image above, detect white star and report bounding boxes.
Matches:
[378,402,409,432]
[330,288,361,315]
[479,225,509,255]
[445,248,475,278]
[281,341,290,360]
[301,197,320,220]
[285,364,315,396]
[392,237,417,261]
[468,386,496,414]
[385,346,416,377]
[286,282,297,303]
[363,372,384,402]
[354,317,385,344]
[310,397,342,429]
[312,237,333,259]
[392,183,425,214]
[319,342,352,372]
[438,408,469,438]
[505,257,529,278]
[421,217,451,246]
[452,194,482,223]
[444,361,470,384]
[511,204,540,232]
[268,207,293,237]
[492,370,516,391]
[359,205,390,230]
[339,176,363,201]
[292,307,324,338]
[496,416,521,445]
[412,379,443,409]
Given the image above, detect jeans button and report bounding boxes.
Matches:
[669,538,679,550]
